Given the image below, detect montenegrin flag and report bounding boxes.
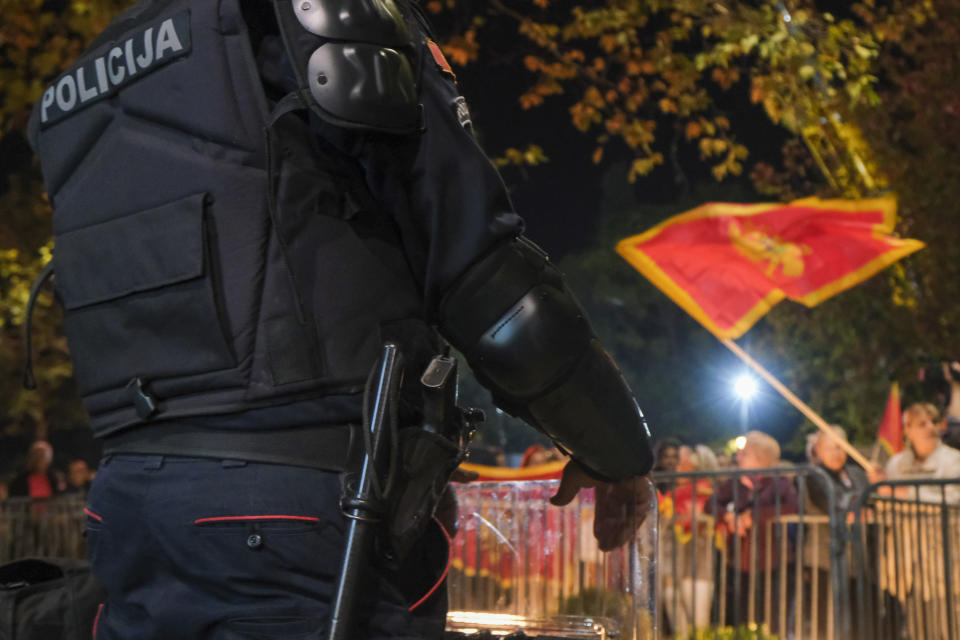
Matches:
[877,382,903,455]
[616,197,924,338]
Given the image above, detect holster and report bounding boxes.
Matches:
[385,428,465,565]
[381,354,478,567]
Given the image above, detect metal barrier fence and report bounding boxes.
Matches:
[0,493,88,563]
[2,485,657,639]
[851,478,960,640]
[7,470,960,640]
[653,466,849,640]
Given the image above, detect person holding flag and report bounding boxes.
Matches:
[804,425,884,638]
[808,426,882,520]
[617,195,923,475]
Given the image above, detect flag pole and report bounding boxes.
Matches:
[721,337,875,470]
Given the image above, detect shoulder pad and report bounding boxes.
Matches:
[294,0,409,47]
[275,0,420,133]
[307,42,419,132]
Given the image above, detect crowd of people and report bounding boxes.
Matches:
[0,440,94,502]
[3,368,959,637]
[457,390,960,636]
[650,362,960,637]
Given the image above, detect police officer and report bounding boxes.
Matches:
[28,0,654,637]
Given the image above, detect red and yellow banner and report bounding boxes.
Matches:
[458,460,565,481]
[877,382,903,455]
[616,197,924,338]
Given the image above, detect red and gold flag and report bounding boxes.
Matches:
[877,382,903,455]
[616,197,923,338]
[458,460,564,481]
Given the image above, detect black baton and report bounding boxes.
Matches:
[328,343,401,640]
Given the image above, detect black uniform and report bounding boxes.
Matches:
[28,0,654,637]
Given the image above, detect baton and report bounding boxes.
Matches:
[328,343,401,640]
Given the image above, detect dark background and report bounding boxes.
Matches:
[445,38,804,457]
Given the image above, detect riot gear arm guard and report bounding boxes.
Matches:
[438,238,654,481]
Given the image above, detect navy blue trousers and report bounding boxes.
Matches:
[85,455,448,639]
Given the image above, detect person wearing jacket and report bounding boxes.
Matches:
[712,430,797,632]
[27,1,656,638]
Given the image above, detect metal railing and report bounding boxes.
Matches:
[7,469,960,640]
[654,466,849,640]
[0,493,88,563]
[1,483,655,639]
[851,478,960,640]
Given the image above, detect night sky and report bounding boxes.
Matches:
[454,64,606,257]
[452,47,789,257]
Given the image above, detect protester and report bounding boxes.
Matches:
[654,437,682,492]
[654,438,681,474]
[518,444,566,468]
[660,444,719,637]
[714,452,735,470]
[713,430,797,632]
[718,431,797,541]
[883,402,960,503]
[803,426,892,638]
[8,441,64,499]
[870,402,960,638]
[64,459,94,495]
[808,426,882,516]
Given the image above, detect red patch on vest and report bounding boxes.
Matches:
[427,39,456,79]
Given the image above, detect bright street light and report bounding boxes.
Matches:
[733,375,758,400]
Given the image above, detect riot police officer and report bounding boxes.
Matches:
[28,0,654,637]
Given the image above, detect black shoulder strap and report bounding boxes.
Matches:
[266,90,378,221]
[268,90,308,127]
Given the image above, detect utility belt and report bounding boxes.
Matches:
[101,422,363,472]
[103,350,480,563]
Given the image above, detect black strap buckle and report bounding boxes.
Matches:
[127,377,158,419]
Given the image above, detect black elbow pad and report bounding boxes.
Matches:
[439,238,653,480]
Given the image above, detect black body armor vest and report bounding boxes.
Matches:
[28,0,438,437]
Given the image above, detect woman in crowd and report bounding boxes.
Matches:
[882,402,960,503]
[804,426,886,638]
[807,426,882,516]
[660,444,719,637]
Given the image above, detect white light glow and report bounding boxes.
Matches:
[446,612,528,627]
[735,436,747,450]
[733,375,758,400]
